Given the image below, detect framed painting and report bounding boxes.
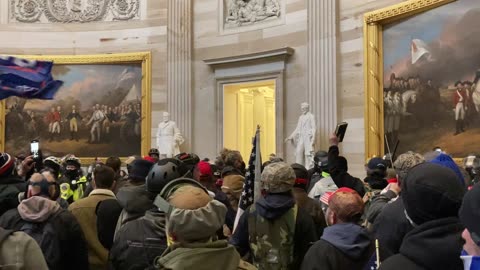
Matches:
[362,0,480,161]
[1,52,152,164]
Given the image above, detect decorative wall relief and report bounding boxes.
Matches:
[10,0,140,23]
[221,0,285,34]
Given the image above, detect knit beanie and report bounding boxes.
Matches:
[291,163,308,191]
[402,163,465,225]
[0,153,15,178]
[429,153,465,186]
[459,184,480,244]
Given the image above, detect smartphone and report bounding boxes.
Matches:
[30,140,39,159]
[335,122,348,142]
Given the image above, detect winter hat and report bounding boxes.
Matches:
[129,159,154,182]
[393,151,425,183]
[402,163,465,225]
[221,175,244,193]
[196,161,212,177]
[291,163,308,191]
[459,184,480,244]
[0,153,15,178]
[429,153,465,186]
[261,162,295,193]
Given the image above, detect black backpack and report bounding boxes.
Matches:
[20,213,62,270]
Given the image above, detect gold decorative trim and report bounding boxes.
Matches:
[363,0,455,161]
[1,52,152,165]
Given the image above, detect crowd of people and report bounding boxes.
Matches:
[0,133,479,270]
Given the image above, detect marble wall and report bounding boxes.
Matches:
[192,0,308,163]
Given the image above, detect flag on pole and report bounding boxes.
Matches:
[0,56,63,100]
[233,126,262,232]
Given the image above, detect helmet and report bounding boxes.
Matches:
[175,153,200,172]
[44,156,61,174]
[313,151,328,170]
[148,148,160,156]
[146,158,191,193]
[64,156,81,168]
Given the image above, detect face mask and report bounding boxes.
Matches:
[65,169,79,180]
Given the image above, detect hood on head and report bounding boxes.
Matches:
[18,196,61,222]
[116,184,154,214]
[168,200,226,243]
[399,217,464,269]
[321,223,372,259]
[255,192,295,220]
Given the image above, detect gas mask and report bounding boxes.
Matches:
[25,176,60,200]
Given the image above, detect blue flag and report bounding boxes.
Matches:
[0,56,63,100]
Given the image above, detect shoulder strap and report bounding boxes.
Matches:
[0,228,13,245]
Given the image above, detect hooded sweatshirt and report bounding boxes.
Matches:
[115,183,154,232]
[301,223,373,270]
[379,217,464,270]
[18,196,61,222]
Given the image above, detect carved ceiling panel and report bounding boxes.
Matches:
[10,0,140,23]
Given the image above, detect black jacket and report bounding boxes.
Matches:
[301,223,373,270]
[116,183,155,226]
[327,146,366,197]
[379,217,464,270]
[366,190,398,224]
[230,192,318,269]
[0,207,89,270]
[372,198,413,261]
[0,176,26,216]
[109,210,167,270]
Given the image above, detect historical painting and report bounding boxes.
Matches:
[381,0,479,157]
[221,0,284,34]
[3,52,151,162]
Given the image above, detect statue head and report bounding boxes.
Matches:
[301,103,309,114]
[163,112,170,122]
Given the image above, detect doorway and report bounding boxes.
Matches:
[223,80,276,160]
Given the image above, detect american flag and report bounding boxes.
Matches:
[233,127,262,231]
[0,56,63,100]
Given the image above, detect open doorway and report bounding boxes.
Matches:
[223,80,276,160]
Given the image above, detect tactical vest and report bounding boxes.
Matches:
[248,204,297,270]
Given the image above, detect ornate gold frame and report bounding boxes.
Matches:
[363,0,456,160]
[0,52,152,164]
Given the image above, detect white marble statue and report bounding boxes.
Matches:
[285,102,316,169]
[156,112,184,158]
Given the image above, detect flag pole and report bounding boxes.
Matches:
[254,125,262,203]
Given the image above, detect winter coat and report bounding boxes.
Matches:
[372,198,413,261]
[0,227,49,270]
[115,183,154,233]
[155,240,256,270]
[96,199,123,250]
[379,217,464,270]
[0,176,26,217]
[293,188,327,237]
[327,146,366,197]
[69,189,116,270]
[365,190,398,224]
[0,196,89,270]
[230,192,318,269]
[301,223,373,270]
[109,210,167,270]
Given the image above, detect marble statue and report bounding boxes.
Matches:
[285,103,316,169]
[10,0,140,23]
[225,0,281,27]
[156,112,184,158]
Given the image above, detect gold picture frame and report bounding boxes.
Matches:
[1,52,152,165]
[363,0,456,161]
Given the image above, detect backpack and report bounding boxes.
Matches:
[0,184,21,216]
[20,213,62,270]
[248,204,297,270]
